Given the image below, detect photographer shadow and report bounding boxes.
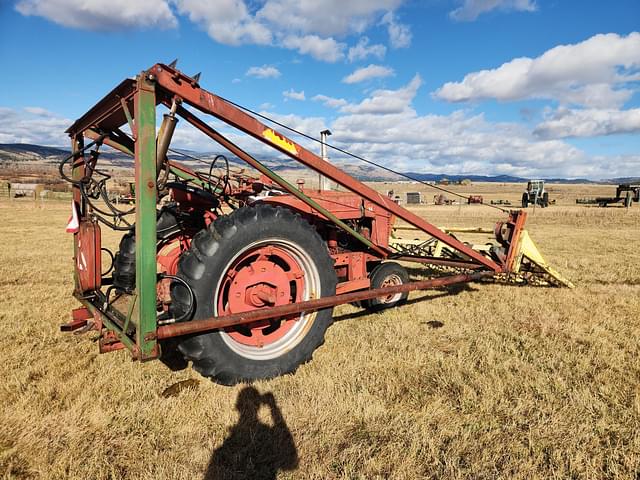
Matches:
[204,386,298,480]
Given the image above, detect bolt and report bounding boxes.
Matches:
[147,181,155,189]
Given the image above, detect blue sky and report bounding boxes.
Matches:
[0,0,638,179]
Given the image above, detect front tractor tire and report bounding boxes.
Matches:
[171,205,337,385]
[363,262,409,312]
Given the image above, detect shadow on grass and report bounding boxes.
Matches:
[204,386,298,480]
[333,282,477,323]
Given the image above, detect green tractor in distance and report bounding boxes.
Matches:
[522,180,549,208]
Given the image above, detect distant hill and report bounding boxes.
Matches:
[404,172,596,184]
[0,143,69,162]
[0,142,618,184]
[605,177,640,184]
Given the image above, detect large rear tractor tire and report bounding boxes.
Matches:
[171,205,337,385]
[362,262,409,312]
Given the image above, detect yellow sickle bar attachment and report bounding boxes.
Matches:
[511,230,575,288]
[389,224,574,288]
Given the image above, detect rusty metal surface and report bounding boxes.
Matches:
[156,271,493,339]
[66,79,138,136]
[503,210,528,272]
[76,220,102,292]
[60,307,92,332]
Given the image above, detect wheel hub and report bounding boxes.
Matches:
[218,245,307,347]
[227,259,291,312]
[380,273,403,303]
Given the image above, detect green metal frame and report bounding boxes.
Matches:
[73,75,159,359]
[133,73,158,360]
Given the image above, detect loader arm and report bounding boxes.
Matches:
[146,63,504,272]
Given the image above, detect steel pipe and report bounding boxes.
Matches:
[156,271,493,340]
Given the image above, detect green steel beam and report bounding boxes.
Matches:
[134,73,158,360]
[85,128,134,157]
[74,295,136,351]
[120,98,135,137]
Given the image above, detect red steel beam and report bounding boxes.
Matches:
[148,63,503,272]
[156,271,493,340]
[66,79,138,136]
[504,210,528,271]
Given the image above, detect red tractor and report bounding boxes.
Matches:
[60,62,572,385]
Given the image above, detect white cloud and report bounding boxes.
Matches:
[343,64,395,84]
[340,74,421,113]
[281,34,345,62]
[23,107,56,117]
[283,89,306,101]
[330,108,593,178]
[381,11,411,48]
[16,0,408,63]
[534,107,640,139]
[157,78,640,179]
[257,0,403,37]
[2,93,638,179]
[246,65,281,79]
[323,76,635,179]
[172,0,271,45]
[348,37,386,62]
[433,32,640,109]
[450,0,537,22]
[0,107,71,146]
[15,0,177,30]
[312,94,348,109]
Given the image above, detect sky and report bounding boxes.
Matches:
[0,0,638,180]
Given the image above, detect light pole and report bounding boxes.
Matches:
[319,129,332,191]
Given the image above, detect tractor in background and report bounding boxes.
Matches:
[522,180,550,208]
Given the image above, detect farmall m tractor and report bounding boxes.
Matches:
[60,63,572,385]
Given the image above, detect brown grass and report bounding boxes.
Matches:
[1,183,639,479]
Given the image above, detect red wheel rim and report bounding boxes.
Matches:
[217,245,307,348]
[379,273,403,303]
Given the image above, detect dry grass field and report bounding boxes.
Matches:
[1,182,639,479]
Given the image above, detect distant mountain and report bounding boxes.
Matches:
[405,172,525,183]
[0,142,618,184]
[0,143,69,162]
[605,177,640,184]
[404,172,596,184]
